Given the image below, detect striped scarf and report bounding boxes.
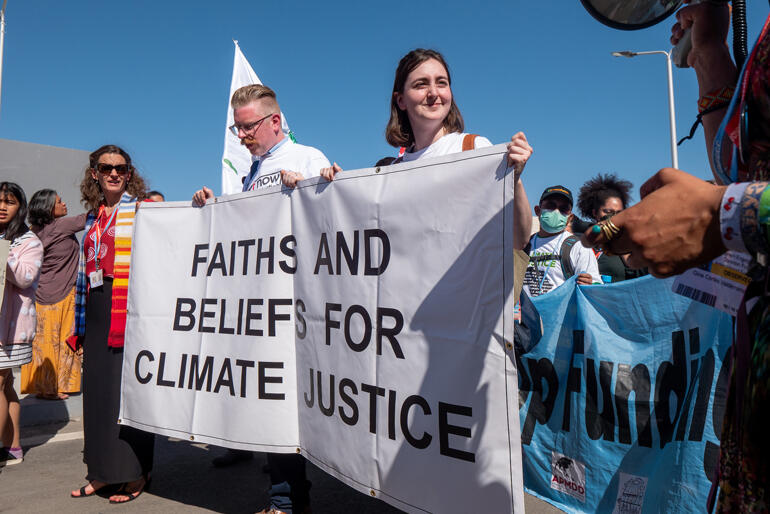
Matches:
[69,192,137,349]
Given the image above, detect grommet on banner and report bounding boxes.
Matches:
[506,341,513,350]
[117,419,122,424]
[375,167,381,173]
[189,435,195,441]
[370,490,376,497]
[296,448,301,454]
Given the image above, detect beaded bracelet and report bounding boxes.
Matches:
[678,86,737,146]
[698,86,735,114]
[740,182,770,265]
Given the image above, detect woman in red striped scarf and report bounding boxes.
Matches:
[68,145,154,505]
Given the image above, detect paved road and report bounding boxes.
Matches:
[1,419,401,513]
[5,375,562,513]
[1,420,562,513]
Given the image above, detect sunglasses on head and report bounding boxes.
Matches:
[95,163,130,175]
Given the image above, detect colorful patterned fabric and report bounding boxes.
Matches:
[84,207,117,278]
[68,210,96,351]
[68,192,137,349]
[717,12,770,513]
[712,14,770,184]
[20,288,81,395]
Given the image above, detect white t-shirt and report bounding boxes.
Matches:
[400,132,493,162]
[523,231,601,297]
[243,138,330,192]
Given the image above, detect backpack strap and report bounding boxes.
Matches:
[462,134,478,152]
[523,234,534,255]
[560,235,580,279]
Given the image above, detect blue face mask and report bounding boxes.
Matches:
[539,209,568,234]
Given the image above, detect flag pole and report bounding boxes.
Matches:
[0,0,8,119]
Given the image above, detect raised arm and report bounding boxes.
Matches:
[509,132,534,250]
[56,213,88,236]
[671,1,737,180]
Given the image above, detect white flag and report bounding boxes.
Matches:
[221,40,292,195]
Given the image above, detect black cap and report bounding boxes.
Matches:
[539,185,573,206]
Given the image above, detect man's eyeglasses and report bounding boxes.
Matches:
[229,113,275,137]
[95,163,130,175]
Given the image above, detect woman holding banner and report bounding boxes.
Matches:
[319,48,534,249]
[0,182,43,466]
[68,145,154,504]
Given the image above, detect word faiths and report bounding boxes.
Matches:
[189,229,392,278]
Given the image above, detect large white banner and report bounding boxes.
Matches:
[121,145,523,513]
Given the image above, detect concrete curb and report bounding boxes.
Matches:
[12,366,83,428]
[20,394,82,428]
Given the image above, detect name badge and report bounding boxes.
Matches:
[89,269,104,289]
[672,251,752,316]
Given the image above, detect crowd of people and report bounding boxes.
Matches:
[0,3,769,511]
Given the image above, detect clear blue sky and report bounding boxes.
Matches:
[1,1,768,215]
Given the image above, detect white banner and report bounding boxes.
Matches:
[220,40,292,195]
[121,146,523,513]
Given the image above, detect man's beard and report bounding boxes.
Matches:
[240,137,257,147]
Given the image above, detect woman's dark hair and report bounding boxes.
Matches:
[385,48,464,148]
[577,173,634,221]
[79,144,147,211]
[28,188,58,227]
[0,182,29,242]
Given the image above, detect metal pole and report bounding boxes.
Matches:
[664,51,679,169]
[612,50,679,168]
[0,0,7,119]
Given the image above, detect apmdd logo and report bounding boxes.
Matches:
[550,451,586,502]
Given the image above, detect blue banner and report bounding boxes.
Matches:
[519,275,732,513]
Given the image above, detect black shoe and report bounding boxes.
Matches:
[212,449,253,468]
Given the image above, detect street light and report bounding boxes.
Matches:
[612,49,678,169]
[0,0,7,119]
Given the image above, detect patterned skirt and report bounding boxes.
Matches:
[0,342,32,369]
[20,288,81,395]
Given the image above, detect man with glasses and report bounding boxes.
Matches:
[523,185,601,297]
[193,84,328,514]
[193,84,329,204]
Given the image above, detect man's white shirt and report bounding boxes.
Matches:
[243,137,330,192]
[523,231,601,297]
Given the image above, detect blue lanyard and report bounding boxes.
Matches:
[94,205,118,269]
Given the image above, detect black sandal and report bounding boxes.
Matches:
[71,482,117,499]
[109,477,150,504]
[71,483,101,498]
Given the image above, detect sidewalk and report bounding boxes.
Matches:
[8,367,562,513]
[12,365,83,434]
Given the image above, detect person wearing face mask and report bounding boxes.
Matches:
[523,186,601,297]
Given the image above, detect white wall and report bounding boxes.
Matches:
[0,138,89,216]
